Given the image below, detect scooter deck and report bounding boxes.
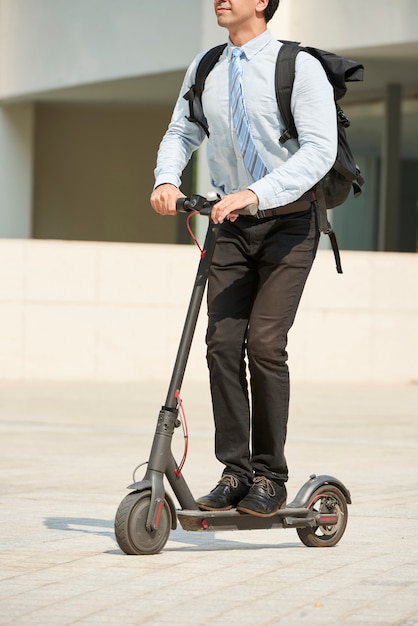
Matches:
[177,505,334,532]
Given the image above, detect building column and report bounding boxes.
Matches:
[378,84,402,251]
[0,104,34,238]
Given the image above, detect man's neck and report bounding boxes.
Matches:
[228,23,267,47]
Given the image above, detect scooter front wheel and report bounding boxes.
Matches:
[114,490,172,555]
[297,485,348,548]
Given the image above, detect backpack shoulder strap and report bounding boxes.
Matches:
[183,43,227,137]
[275,41,302,145]
[194,43,227,100]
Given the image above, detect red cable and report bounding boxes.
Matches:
[174,389,189,477]
[186,212,206,258]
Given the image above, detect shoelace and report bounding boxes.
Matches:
[253,476,276,496]
[217,475,239,489]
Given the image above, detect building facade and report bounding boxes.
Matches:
[0,0,417,250]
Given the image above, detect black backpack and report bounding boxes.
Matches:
[183,41,365,273]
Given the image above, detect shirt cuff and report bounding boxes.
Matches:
[153,174,181,191]
[249,177,305,211]
[248,179,279,211]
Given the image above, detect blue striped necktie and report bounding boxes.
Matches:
[230,47,269,181]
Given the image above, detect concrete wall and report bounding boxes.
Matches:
[0,0,204,100]
[271,0,418,52]
[0,239,416,384]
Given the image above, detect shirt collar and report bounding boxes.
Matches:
[228,29,272,60]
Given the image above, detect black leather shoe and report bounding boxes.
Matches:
[237,476,287,517]
[196,475,250,511]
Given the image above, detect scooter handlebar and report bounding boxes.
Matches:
[176,194,258,217]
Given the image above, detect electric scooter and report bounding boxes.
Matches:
[114,193,351,555]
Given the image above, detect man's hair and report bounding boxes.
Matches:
[264,0,280,23]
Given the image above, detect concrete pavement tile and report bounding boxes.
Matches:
[0,381,418,625]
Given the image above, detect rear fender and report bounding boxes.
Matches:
[287,474,351,508]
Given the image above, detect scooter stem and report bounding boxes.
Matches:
[143,219,220,526]
[164,220,219,409]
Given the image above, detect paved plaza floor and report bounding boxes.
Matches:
[0,379,417,625]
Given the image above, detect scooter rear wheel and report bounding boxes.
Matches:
[114,490,172,555]
[297,485,348,548]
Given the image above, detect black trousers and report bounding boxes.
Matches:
[206,205,319,487]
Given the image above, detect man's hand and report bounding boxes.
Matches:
[150,184,184,216]
[211,189,259,224]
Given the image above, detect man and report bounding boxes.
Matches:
[150,0,337,517]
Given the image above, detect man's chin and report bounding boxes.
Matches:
[217,15,231,28]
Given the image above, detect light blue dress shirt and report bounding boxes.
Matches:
[154,30,338,212]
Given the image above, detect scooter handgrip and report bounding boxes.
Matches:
[176,197,190,212]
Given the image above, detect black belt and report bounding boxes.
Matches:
[252,191,316,220]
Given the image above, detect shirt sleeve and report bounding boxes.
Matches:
[153,55,207,190]
[249,51,338,210]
